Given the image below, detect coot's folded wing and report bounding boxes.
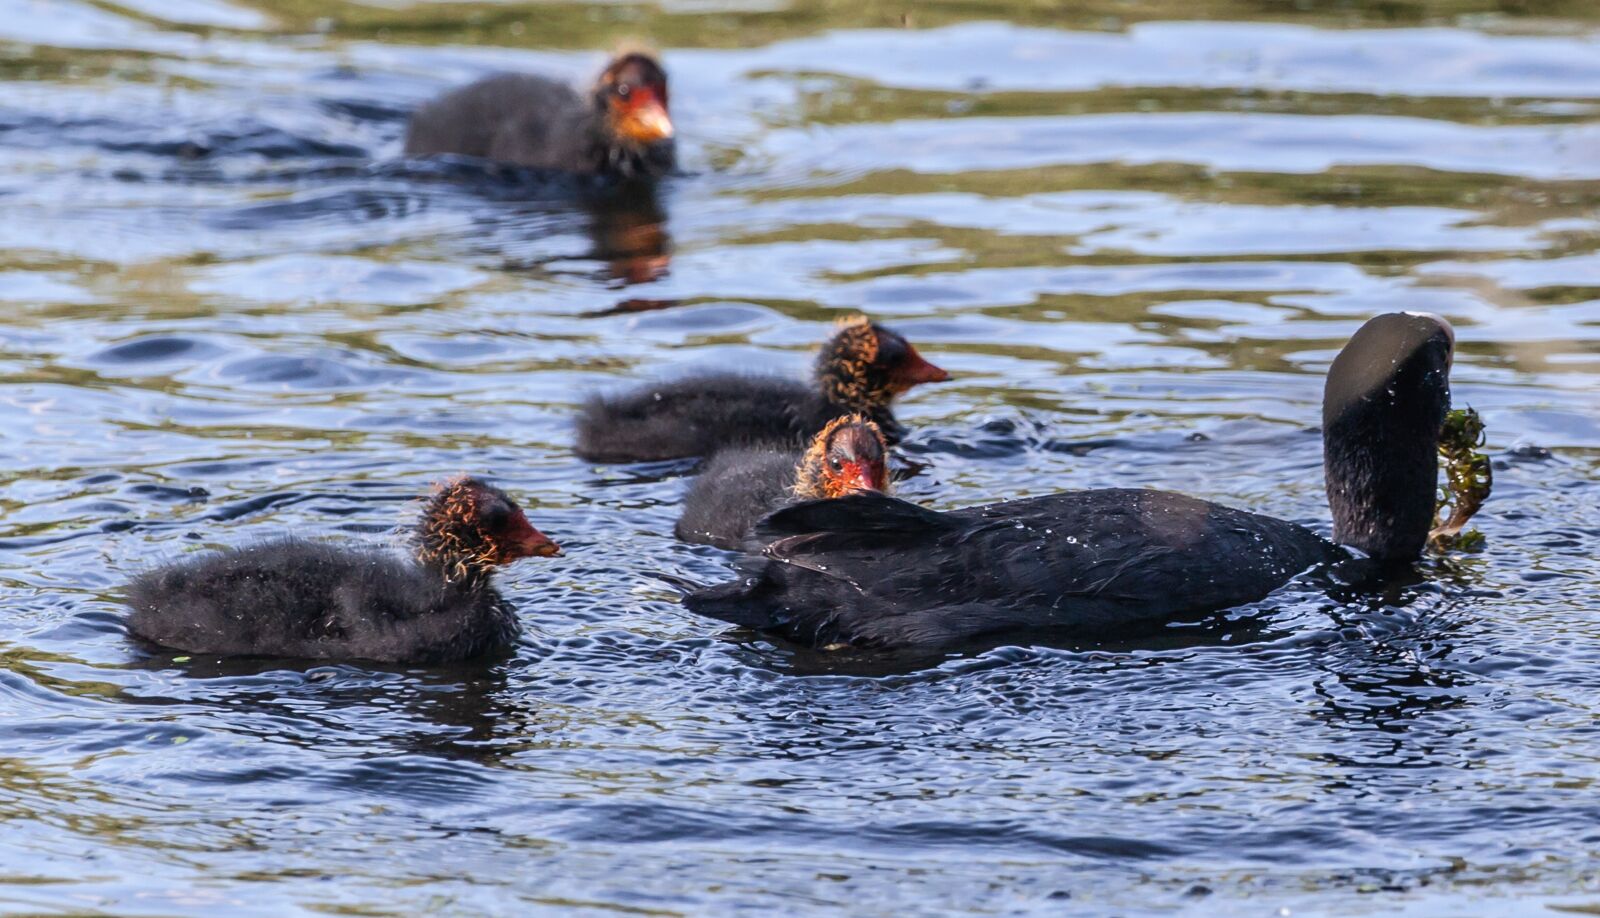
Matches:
[689,490,1341,649]
[756,491,1204,643]
[685,493,947,638]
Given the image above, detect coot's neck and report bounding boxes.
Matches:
[422,557,497,591]
[413,535,497,592]
[1322,314,1453,561]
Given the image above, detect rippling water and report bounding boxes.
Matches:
[1,1,1598,914]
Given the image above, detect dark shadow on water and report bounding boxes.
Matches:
[317,96,413,125]
[32,605,551,770]
[103,147,678,290]
[1307,559,1484,754]
[587,185,673,287]
[119,639,534,767]
[697,557,1482,679]
[717,610,1291,678]
[387,155,675,287]
[379,155,630,200]
[590,296,683,316]
[902,415,1050,460]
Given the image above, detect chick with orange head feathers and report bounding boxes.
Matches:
[577,315,948,463]
[125,476,559,663]
[676,416,891,551]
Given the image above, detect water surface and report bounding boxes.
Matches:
[1,1,1598,914]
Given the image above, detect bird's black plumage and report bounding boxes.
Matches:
[574,317,946,462]
[578,374,843,463]
[686,490,1338,648]
[125,539,520,663]
[685,313,1460,650]
[673,414,889,549]
[123,477,556,663]
[404,54,674,181]
[1323,313,1454,561]
[675,447,800,550]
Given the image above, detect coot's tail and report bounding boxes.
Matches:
[681,576,784,630]
[653,571,704,596]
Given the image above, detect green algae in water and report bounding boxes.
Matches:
[1431,407,1492,552]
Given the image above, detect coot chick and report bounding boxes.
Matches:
[676,415,890,550]
[576,315,948,462]
[686,313,1463,649]
[124,476,560,663]
[404,51,674,181]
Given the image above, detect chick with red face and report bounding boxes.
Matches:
[793,415,892,499]
[405,50,675,181]
[676,416,891,551]
[417,476,561,580]
[597,53,673,153]
[124,476,559,663]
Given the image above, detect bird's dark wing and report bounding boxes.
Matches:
[688,489,1339,649]
[754,492,958,561]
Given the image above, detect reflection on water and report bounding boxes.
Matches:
[591,192,673,286]
[1,0,1599,914]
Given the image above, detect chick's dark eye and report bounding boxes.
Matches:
[876,335,906,364]
[482,505,510,530]
[828,457,843,471]
[616,83,631,98]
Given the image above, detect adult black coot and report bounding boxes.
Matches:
[576,315,948,462]
[404,51,674,181]
[124,476,560,663]
[686,313,1465,649]
[676,415,890,550]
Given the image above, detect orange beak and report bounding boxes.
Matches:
[614,92,674,145]
[895,345,950,387]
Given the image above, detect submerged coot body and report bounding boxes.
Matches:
[686,313,1460,649]
[405,52,674,181]
[125,477,560,663]
[577,316,947,462]
[676,416,889,550]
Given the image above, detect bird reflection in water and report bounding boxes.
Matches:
[587,183,673,292]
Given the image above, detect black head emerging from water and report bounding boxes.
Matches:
[415,476,561,582]
[794,415,891,500]
[1323,312,1455,562]
[814,315,949,417]
[592,51,674,178]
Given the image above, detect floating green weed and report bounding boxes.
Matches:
[1431,407,1491,552]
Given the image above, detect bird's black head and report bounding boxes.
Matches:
[1323,312,1455,561]
[592,51,674,178]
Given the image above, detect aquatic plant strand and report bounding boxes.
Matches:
[1431,407,1491,551]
